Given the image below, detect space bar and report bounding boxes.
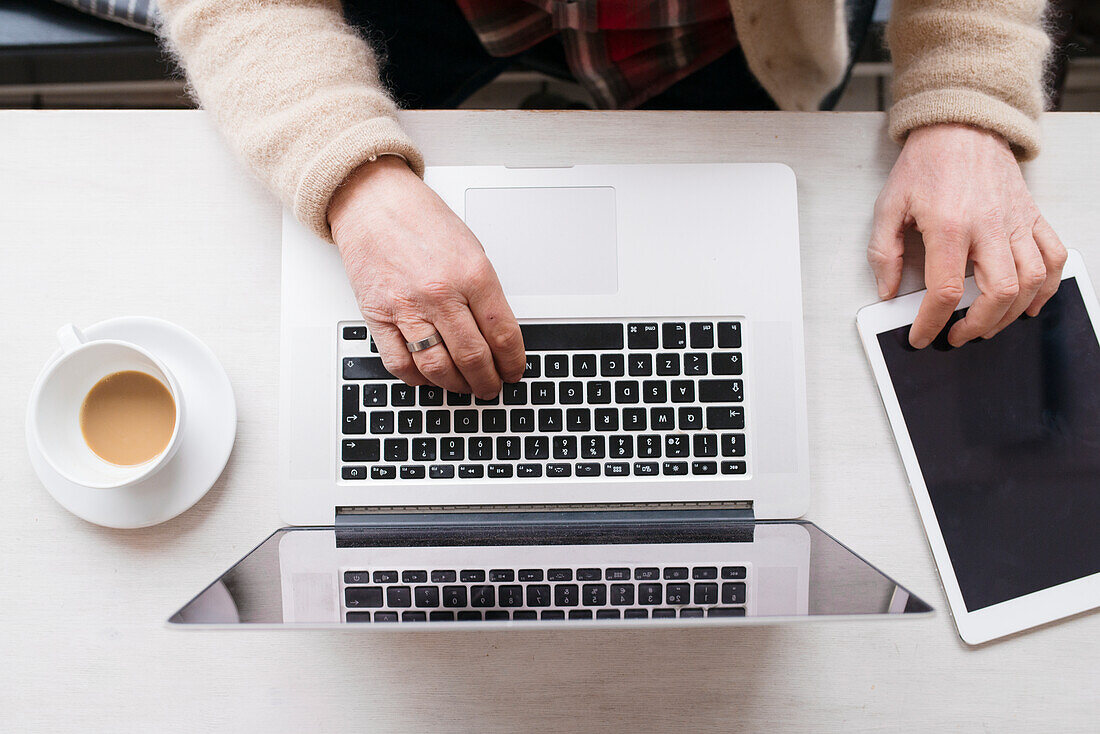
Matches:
[520,323,624,351]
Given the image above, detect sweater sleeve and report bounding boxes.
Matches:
[157,0,424,241]
[886,0,1050,160]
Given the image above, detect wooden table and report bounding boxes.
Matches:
[1,110,1096,732]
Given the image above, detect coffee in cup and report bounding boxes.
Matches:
[80,370,177,466]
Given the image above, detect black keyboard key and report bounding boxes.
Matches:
[722,566,747,580]
[722,460,748,475]
[627,323,659,349]
[510,409,535,433]
[573,354,597,377]
[538,408,564,432]
[609,435,633,459]
[531,382,555,404]
[475,394,499,406]
[665,434,689,457]
[553,435,578,460]
[470,586,495,607]
[721,433,746,457]
[343,411,366,435]
[344,587,384,608]
[397,411,422,434]
[707,406,745,429]
[391,384,416,406]
[692,567,718,580]
[469,437,493,461]
[546,463,572,478]
[600,354,625,377]
[586,381,612,404]
[524,436,549,460]
[583,584,607,606]
[519,569,544,582]
[343,384,360,413]
[499,585,524,607]
[425,410,450,434]
[429,464,454,479]
[346,612,371,623]
[455,611,481,621]
[604,462,629,476]
[548,568,573,581]
[633,461,659,476]
[615,380,639,404]
[693,433,718,457]
[497,436,521,460]
[513,611,537,621]
[653,608,676,619]
[387,586,411,607]
[692,461,718,475]
[343,357,395,380]
[411,438,436,461]
[374,611,399,622]
[384,438,408,462]
[545,354,569,377]
[597,609,621,620]
[502,382,528,405]
[419,385,444,406]
[400,465,425,479]
[489,569,514,582]
[344,571,370,584]
[524,355,541,378]
[637,434,661,458]
[575,462,601,477]
[520,323,624,351]
[577,568,602,581]
[638,583,662,605]
[430,611,455,622]
[665,583,690,605]
[443,588,470,609]
[581,435,606,459]
[651,408,675,431]
[342,439,380,462]
[343,325,367,340]
[440,437,464,461]
[684,353,708,376]
[401,570,427,583]
[594,409,619,432]
[568,610,593,620]
[663,461,688,476]
[414,586,439,607]
[611,584,635,605]
[488,464,513,478]
[722,582,747,604]
[670,380,695,403]
[678,407,703,431]
[712,352,743,376]
[373,570,398,583]
[622,408,647,431]
[680,608,705,618]
[559,381,584,404]
[554,584,579,606]
[699,379,744,403]
[362,384,387,407]
[624,609,649,619]
[628,354,654,376]
[341,465,367,480]
[634,567,660,580]
[447,391,472,406]
[642,381,667,404]
[541,610,565,620]
[689,322,714,349]
[458,464,484,478]
[663,567,689,580]
[461,570,486,582]
[567,408,591,432]
[709,607,746,618]
[694,582,719,605]
[431,570,457,583]
[518,463,543,477]
[453,410,478,433]
[482,409,507,433]
[662,322,687,349]
[717,322,742,348]
[370,465,397,480]
[526,585,551,606]
[656,353,680,376]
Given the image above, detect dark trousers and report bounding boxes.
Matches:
[343,0,873,111]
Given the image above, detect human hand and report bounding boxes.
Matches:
[328,157,525,398]
[868,123,1066,348]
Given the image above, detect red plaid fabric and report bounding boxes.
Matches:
[455,0,737,109]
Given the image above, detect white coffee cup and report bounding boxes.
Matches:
[28,324,185,489]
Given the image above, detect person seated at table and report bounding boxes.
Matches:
[158,0,1065,400]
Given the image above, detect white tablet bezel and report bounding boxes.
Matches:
[856,249,1100,644]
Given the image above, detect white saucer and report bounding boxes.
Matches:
[26,317,236,529]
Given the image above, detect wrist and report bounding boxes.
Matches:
[907,122,1010,150]
[328,156,416,239]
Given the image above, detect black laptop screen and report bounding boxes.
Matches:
[877,277,1100,612]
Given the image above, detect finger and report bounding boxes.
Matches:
[433,302,503,400]
[909,226,968,348]
[397,318,472,394]
[868,191,907,299]
[1026,216,1068,317]
[947,233,1018,347]
[466,267,526,383]
[982,235,1045,339]
[366,320,428,387]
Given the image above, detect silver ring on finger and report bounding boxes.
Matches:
[406,331,444,353]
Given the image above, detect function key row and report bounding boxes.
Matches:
[341,460,748,480]
[347,607,746,622]
[345,567,747,584]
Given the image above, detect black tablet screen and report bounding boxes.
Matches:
[878,277,1100,611]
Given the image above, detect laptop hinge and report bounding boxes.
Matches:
[335,501,752,525]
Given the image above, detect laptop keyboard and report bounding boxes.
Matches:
[338,319,749,482]
[342,564,749,622]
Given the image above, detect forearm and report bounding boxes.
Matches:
[158,0,424,241]
[886,0,1050,160]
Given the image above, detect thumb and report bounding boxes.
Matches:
[868,192,907,299]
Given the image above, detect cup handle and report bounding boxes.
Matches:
[57,324,87,353]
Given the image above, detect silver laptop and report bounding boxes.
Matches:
[171,163,930,627]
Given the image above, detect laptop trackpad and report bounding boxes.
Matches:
[464,186,618,296]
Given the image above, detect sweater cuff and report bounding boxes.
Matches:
[889,88,1042,161]
[293,116,426,242]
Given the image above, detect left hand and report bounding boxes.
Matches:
[868,123,1067,348]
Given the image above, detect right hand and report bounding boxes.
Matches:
[328,157,525,399]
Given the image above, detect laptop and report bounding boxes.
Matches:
[171,163,931,627]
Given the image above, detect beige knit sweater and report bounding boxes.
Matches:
[158,0,1050,243]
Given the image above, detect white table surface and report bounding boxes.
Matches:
[1,110,1096,732]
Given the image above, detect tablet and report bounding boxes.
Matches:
[857,249,1100,644]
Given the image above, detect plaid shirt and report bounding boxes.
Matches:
[455,0,737,109]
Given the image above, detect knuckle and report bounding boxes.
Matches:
[451,345,491,371]
[1049,242,1069,269]
[380,352,414,377]
[931,279,965,307]
[988,275,1020,302]
[1022,262,1047,290]
[866,245,894,266]
[490,325,524,355]
[932,217,968,244]
[416,353,451,379]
